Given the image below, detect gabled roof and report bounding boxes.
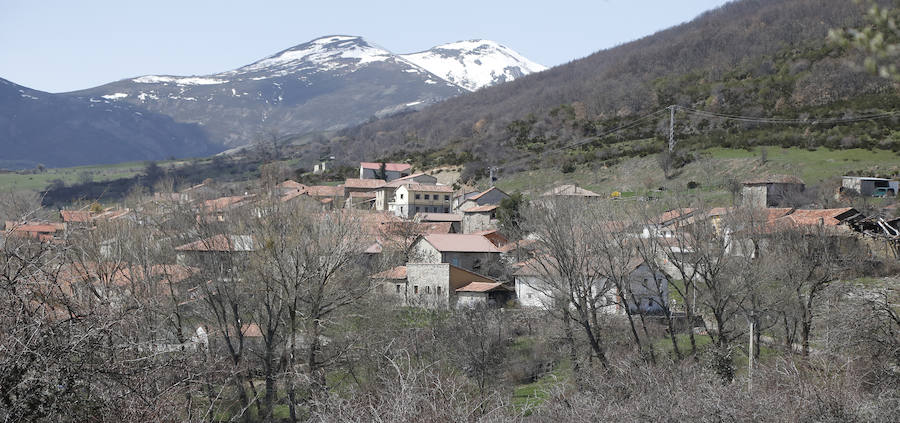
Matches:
[60,210,92,223]
[417,212,463,222]
[175,234,255,252]
[456,281,511,293]
[541,184,601,197]
[420,234,501,253]
[420,222,453,234]
[742,175,805,185]
[277,180,306,189]
[203,195,254,212]
[652,208,696,225]
[344,178,386,189]
[305,185,345,197]
[384,173,437,187]
[404,184,453,193]
[468,186,508,201]
[772,207,859,227]
[463,204,498,213]
[360,162,412,172]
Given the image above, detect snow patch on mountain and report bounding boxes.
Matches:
[401,40,546,91]
[133,75,228,85]
[102,92,128,100]
[226,35,394,78]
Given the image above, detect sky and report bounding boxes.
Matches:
[1,0,732,93]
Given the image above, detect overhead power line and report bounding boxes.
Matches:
[676,105,899,124]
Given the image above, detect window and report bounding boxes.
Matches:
[424,194,430,200]
[400,194,404,200]
[415,206,420,213]
[437,286,442,295]
[444,195,450,201]
[414,285,419,294]
[395,284,401,293]
[444,207,449,213]
[415,194,421,200]
[425,286,431,294]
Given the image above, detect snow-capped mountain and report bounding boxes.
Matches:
[401,40,547,92]
[67,35,545,148]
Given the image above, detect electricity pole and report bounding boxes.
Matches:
[668,105,676,152]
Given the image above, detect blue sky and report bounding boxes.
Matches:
[1,0,731,93]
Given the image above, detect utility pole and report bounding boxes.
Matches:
[668,105,676,152]
[748,319,754,392]
[489,167,499,186]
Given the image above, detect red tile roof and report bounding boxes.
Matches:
[371,266,407,280]
[203,195,254,212]
[60,210,92,223]
[456,281,509,293]
[305,185,345,197]
[421,222,453,234]
[773,208,857,227]
[277,180,306,189]
[360,162,412,172]
[344,178,386,189]
[422,234,501,253]
[463,204,498,213]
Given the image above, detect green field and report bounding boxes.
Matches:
[0,160,186,191]
[495,146,900,207]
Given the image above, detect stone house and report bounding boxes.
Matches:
[371,263,510,309]
[456,187,510,212]
[462,205,499,234]
[408,233,502,274]
[740,175,805,208]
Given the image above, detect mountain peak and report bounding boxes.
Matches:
[229,35,392,77]
[401,40,546,91]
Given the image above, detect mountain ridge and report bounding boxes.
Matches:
[66,35,544,148]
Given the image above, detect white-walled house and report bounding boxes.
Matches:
[390,184,454,218]
[513,257,669,314]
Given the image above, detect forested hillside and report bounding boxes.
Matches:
[327,0,898,176]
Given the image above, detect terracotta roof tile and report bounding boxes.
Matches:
[422,234,500,253]
[305,185,345,197]
[463,204,498,213]
[60,210,92,223]
[456,281,509,293]
[371,266,407,280]
[344,178,386,189]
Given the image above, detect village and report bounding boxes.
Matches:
[2,158,899,420]
[5,160,899,320]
